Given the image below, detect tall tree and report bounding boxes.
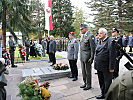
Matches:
[72,7,86,38]
[86,0,133,33]
[0,0,33,48]
[52,0,74,37]
[30,0,45,40]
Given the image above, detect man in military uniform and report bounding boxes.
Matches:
[67,32,79,81]
[105,70,133,100]
[25,37,30,61]
[9,35,17,68]
[94,28,115,99]
[49,35,56,66]
[111,28,123,79]
[80,24,95,90]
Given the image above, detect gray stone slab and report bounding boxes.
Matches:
[22,67,71,81]
[22,69,34,77]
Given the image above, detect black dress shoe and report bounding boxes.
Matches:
[96,95,105,99]
[72,78,78,81]
[50,64,55,66]
[83,86,91,90]
[12,65,17,68]
[80,84,86,88]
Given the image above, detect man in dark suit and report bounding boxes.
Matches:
[49,35,56,66]
[80,24,95,90]
[94,28,115,99]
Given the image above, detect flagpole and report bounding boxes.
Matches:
[48,30,50,37]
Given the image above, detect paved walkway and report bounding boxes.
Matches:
[5,52,130,100]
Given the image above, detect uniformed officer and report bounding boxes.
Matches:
[94,28,115,99]
[105,70,133,100]
[111,28,123,79]
[80,24,95,90]
[95,32,99,46]
[25,37,30,61]
[9,35,17,68]
[128,32,133,56]
[67,32,79,81]
[122,34,128,51]
[49,35,56,66]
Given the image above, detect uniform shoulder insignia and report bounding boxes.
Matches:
[92,36,95,40]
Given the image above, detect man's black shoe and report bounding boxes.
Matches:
[80,84,86,88]
[96,95,105,99]
[50,64,54,66]
[72,78,78,81]
[83,86,91,90]
[12,65,17,68]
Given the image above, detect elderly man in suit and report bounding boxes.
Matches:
[67,32,79,81]
[49,35,56,66]
[80,24,95,90]
[94,28,115,99]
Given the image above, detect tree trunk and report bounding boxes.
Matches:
[2,1,6,49]
[118,0,122,28]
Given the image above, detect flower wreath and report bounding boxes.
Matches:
[53,63,69,70]
[2,49,11,65]
[18,44,26,61]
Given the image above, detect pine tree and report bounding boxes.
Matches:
[52,0,74,37]
[72,7,86,38]
[86,0,133,33]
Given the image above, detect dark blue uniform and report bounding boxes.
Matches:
[128,36,133,53]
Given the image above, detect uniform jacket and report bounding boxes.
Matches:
[112,37,123,61]
[122,37,128,47]
[9,39,16,52]
[41,40,46,49]
[25,40,30,50]
[128,36,133,47]
[67,38,79,60]
[80,32,95,62]
[94,37,115,72]
[105,71,133,100]
[49,40,56,53]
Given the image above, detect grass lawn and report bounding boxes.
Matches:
[6,47,62,62]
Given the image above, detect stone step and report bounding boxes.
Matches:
[22,67,71,82]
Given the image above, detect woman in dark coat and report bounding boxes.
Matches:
[30,39,37,57]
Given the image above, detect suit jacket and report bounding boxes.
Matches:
[80,32,95,62]
[49,40,56,53]
[67,38,79,60]
[94,37,115,72]
[41,40,46,49]
[25,40,30,50]
[9,39,16,52]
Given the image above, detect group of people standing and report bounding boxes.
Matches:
[67,24,131,99]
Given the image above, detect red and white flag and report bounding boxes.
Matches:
[45,0,53,31]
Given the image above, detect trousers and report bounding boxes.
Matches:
[69,60,78,78]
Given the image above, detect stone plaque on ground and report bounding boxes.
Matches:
[22,67,70,81]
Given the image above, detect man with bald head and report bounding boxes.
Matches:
[94,28,115,99]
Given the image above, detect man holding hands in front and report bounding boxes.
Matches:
[94,28,115,99]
